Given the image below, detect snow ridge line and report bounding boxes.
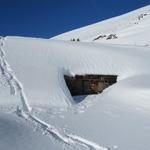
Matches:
[0,37,108,150]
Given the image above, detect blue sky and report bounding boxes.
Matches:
[0,0,149,38]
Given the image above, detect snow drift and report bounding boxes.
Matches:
[1,36,150,107]
[1,4,150,150]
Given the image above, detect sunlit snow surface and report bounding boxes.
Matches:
[54,5,150,46]
[1,5,150,150]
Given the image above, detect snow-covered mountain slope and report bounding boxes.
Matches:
[53,5,150,46]
[1,36,150,108]
[1,35,150,150]
[1,5,150,150]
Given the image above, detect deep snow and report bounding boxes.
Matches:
[1,4,150,150]
[0,36,108,150]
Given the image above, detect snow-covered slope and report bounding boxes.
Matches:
[53,5,150,46]
[1,36,150,108]
[0,111,65,150]
[1,35,150,150]
[1,5,150,150]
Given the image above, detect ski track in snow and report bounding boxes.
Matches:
[0,36,108,150]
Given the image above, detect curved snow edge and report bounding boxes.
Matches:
[0,36,108,150]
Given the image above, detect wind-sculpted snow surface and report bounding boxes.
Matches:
[2,36,150,107]
[1,5,150,150]
[1,33,150,149]
[0,37,108,150]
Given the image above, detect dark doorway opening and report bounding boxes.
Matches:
[64,74,117,97]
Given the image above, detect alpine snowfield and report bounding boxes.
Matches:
[54,5,150,46]
[1,5,150,150]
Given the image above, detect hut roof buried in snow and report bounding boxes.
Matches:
[64,74,117,96]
